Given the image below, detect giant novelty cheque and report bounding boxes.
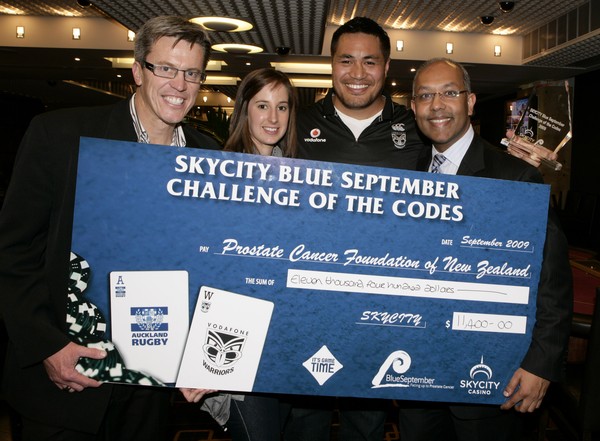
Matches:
[70,137,550,405]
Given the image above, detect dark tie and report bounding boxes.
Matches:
[431,154,447,174]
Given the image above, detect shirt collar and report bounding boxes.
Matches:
[323,89,394,121]
[430,125,474,175]
[129,93,187,147]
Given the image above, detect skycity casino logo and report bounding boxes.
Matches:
[130,307,169,346]
[460,356,501,395]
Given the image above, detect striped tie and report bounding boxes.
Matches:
[431,154,447,174]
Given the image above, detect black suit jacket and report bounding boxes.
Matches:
[418,133,573,419]
[0,99,219,432]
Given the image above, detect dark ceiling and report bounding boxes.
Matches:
[0,0,598,109]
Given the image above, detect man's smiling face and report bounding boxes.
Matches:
[331,33,389,119]
[132,36,205,132]
[411,60,476,152]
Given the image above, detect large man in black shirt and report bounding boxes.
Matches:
[287,16,427,441]
[296,17,425,170]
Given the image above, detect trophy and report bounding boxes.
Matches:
[501,80,572,171]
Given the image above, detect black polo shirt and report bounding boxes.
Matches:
[297,90,427,170]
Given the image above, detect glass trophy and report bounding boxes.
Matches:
[501,80,572,171]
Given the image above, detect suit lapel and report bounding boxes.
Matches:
[456,136,485,176]
[417,148,432,172]
[104,99,138,141]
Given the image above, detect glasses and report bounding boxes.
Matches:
[143,61,206,84]
[413,90,468,103]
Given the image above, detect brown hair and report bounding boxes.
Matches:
[224,68,298,157]
[134,16,212,71]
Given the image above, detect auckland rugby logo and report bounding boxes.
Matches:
[130,307,169,346]
[132,307,167,331]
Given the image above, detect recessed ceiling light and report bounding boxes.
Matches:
[211,43,263,54]
[271,62,331,75]
[0,6,25,14]
[480,15,495,25]
[498,1,515,13]
[190,17,253,32]
[288,78,333,89]
[203,76,240,85]
[104,58,226,71]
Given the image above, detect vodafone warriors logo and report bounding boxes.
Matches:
[392,123,407,149]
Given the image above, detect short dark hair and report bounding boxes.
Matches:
[134,16,212,70]
[330,17,391,60]
[412,58,472,96]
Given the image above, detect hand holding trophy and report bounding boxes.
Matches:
[502,129,564,171]
[501,80,572,171]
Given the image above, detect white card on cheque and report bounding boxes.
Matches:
[176,286,274,391]
[109,270,189,384]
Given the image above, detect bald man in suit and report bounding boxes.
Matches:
[397,58,572,441]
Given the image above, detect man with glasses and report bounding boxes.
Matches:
[397,58,572,441]
[0,15,218,441]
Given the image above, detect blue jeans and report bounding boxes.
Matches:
[283,396,388,441]
[398,403,524,441]
[227,394,284,441]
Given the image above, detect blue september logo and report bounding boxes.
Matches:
[372,350,412,388]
